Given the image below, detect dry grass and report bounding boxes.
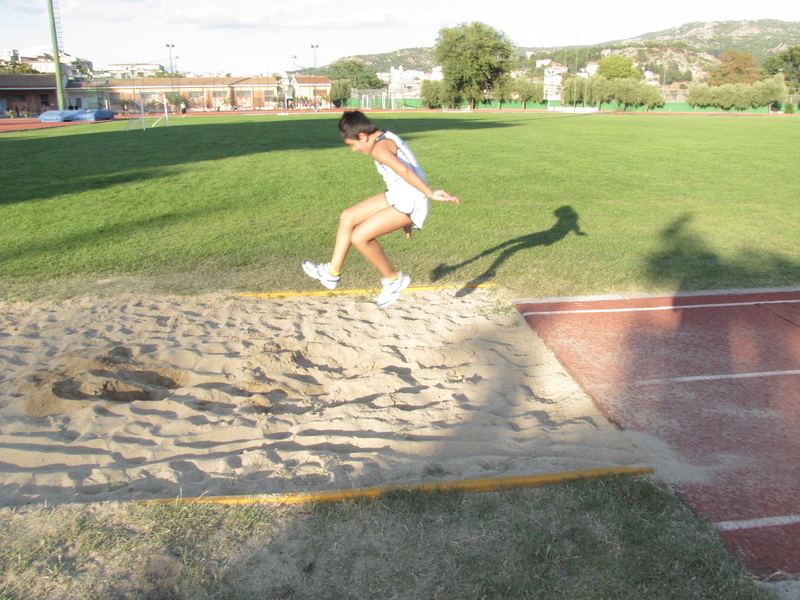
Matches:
[0,477,775,600]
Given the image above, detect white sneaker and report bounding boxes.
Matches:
[376,272,411,308]
[302,261,340,290]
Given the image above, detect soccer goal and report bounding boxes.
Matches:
[390,96,405,111]
[124,93,170,131]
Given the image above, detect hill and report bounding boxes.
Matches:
[315,19,800,76]
[614,19,800,64]
[301,48,436,76]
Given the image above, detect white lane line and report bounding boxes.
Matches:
[522,299,800,316]
[631,370,800,386]
[714,514,800,531]
[513,286,800,306]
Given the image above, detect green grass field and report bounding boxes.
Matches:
[2,111,799,300]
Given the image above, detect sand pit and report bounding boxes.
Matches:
[0,287,650,507]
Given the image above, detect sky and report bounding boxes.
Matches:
[2,0,799,76]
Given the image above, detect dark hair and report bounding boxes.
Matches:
[338,110,378,140]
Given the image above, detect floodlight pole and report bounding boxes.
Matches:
[47,0,65,109]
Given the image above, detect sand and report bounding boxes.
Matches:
[0,286,651,508]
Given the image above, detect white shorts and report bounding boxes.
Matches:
[385,189,430,230]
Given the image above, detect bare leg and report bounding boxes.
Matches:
[329,194,387,273]
[329,194,412,279]
[351,206,413,279]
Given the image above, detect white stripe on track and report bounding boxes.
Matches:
[631,369,800,386]
[522,299,800,316]
[714,514,800,531]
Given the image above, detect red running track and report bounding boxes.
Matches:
[517,289,800,578]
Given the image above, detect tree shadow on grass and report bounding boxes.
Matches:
[432,205,587,296]
[1,115,519,206]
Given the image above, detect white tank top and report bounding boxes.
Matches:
[373,131,427,191]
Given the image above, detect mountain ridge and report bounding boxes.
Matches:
[610,18,800,63]
[319,19,800,72]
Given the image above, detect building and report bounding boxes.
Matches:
[0,74,59,115]
[290,75,332,105]
[377,66,443,99]
[544,64,569,101]
[4,49,93,78]
[0,74,289,114]
[83,77,283,111]
[104,63,163,79]
[540,62,600,102]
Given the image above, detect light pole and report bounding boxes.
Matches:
[166,43,175,101]
[311,45,319,106]
[175,55,180,99]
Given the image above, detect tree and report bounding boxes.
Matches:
[586,75,614,110]
[687,76,786,110]
[687,82,713,107]
[165,92,188,109]
[329,60,383,89]
[329,79,352,108]
[434,22,514,109]
[763,45,800,89]
[645,61,692,85]
[0,59,41,74]
[514,78,544,109]
[707,51,762,86]
[561,75,586,106]
[710,84,749,110]
[612,79,663,111]
[753,74,788,110]
[665,61,683,85]
[438,82,459,109]
[420,80,442,108]
[489,74,512,109]
[640,83,666,111]
[612,78,643,110]
[597,55,640,80]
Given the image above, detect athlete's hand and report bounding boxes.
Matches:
[431,190,460,204]
[404,225,413,238]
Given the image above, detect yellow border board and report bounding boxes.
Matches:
[234,282,496,300]
[140,465,653,506]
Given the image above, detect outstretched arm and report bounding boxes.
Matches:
[430,190,460,204]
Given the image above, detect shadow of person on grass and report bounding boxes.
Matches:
[432,205,587,296]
